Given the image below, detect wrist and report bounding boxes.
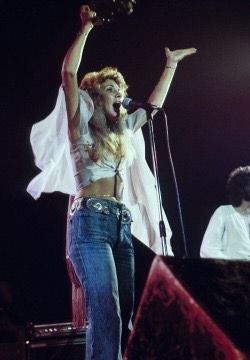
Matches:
[165,61,177,70]
[77,24,93,37]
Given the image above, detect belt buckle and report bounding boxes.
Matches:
[86,198,110,214]
[93,202,103,211]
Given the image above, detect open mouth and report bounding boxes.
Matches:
[113,102,121,112]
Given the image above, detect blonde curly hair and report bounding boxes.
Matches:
[79,67,135,164]
[80,66,128,94]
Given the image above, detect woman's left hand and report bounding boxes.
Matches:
[165,47,197,66]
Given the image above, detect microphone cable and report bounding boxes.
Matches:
[158,108,188,257]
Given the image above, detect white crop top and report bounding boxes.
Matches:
[69,90,147,191]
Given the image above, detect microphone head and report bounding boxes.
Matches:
[122,97,132,110]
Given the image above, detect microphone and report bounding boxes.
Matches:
[122,97,160,112]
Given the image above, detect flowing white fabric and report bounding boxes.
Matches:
[27,86,173,255]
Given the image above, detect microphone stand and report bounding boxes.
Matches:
[146,108,169,256]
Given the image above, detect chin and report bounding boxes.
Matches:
[107,111,119,123]
[108,116,125,134]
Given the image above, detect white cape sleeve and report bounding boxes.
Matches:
[26,87,76,199]
[26,86,93,199]
[123,129,173,255]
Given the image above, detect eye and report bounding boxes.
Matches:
[104,85,120,94]
[105,86,114,92]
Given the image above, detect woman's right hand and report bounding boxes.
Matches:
[80,5,96,31]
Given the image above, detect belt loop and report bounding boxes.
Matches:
[69,198,83,216]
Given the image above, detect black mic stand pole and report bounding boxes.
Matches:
[146,109,168,256]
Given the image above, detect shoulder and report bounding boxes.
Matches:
[212,205,233,219]
[125,108,147,132]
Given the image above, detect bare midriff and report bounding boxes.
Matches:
[76,176,124,201]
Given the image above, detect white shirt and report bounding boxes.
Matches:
[200,205,250,260]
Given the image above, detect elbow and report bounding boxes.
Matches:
[61,69,77,88]
[200,241,209,258]
[61,69,77,81]
[200,247,206,258]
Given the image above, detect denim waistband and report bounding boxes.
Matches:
[70,196,132,223]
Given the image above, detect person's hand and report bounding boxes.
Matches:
[80,5,96,31]
[165,47,197,67]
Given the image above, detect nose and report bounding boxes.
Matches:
[116,94,121,99]
[115,92,122,101]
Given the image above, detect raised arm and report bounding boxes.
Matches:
[147,47,197,108]
[61,5,95,129]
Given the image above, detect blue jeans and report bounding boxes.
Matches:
[68,197,134,360]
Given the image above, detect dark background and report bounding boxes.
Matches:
[1,0,250,326]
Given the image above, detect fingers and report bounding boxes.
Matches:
[184,47,197,55]
[180,48,197,60]
[164,47,197,54]
[80,4,96,20]
[80,5,90,13]
[165,47,170,55]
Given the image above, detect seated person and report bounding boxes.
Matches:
[200,166,250,260]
